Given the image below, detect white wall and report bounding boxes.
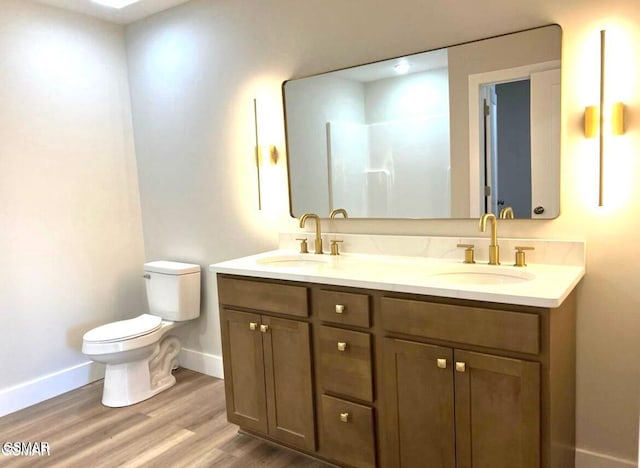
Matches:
[125,1,640,466]
[124,3,285,366]
[0,1,146,414]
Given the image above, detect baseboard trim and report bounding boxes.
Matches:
[0,361,104,417]
[576,447,636,468]
[179,348,224,379]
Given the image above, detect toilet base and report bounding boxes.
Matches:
[102,335,181,407]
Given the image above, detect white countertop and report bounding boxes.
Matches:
[210,249,585,308]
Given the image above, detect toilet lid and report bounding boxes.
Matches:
[83,314,163,343]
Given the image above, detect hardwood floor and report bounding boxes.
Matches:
[0,369,331,468]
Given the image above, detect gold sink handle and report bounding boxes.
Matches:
[330,240,343,256]
[514,246,535,267]
[296,238,309,254]
[456,244,476,264]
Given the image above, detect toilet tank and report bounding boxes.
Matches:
[143,261,201,321]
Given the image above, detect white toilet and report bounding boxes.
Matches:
[82,260,201,407]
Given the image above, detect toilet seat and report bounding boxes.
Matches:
[83,314,162,343]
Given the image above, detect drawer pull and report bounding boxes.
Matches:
[437,358,447,369]
[335,304,345,314]
[455,362,466,373]
[260,324,269,333]
[339,412,350,423]
[249,322,258,331]
[337,341,348,352]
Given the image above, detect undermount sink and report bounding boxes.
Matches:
[428,265,536,285]
[255,254,331,267]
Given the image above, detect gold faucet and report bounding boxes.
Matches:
[330,208,349,219]
[299,213,323,254]
[479,213,500,265]
[499,206,514,219]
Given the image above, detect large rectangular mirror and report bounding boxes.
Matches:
[283,24,561,219]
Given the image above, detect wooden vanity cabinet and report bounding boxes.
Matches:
[314,289,376,468]
[379,294,575,468]
[382,339,540,468]
[453,349,540,468]
[382,339,456,467]
[218,278,315,452]
[217,274,576,468]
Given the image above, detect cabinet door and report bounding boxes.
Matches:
[262,315,316,451]
[220,308,268,435]
[454,350,540,468]
[382,338,455,468]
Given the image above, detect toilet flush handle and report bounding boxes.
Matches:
[143,274,151,279]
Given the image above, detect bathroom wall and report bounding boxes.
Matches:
[0,1,146,415]
[127,0,640,467]
[3,5,634,467]
[125,0,640,466]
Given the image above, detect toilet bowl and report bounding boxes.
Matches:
[82,261,201,407]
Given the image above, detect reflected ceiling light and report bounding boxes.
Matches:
[394,60,411,75]
[91,0,140,9]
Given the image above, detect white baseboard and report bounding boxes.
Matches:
[576,448,637,468]
[179,348,224,379]
[0,361,104,417]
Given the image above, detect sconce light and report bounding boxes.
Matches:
[253,98,279,210]
[583,30,626,206]
[611,102,625,136]
[257,145,278,166]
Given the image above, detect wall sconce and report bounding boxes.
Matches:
[584,30,626,206]
[257,145,278,166]
[253,98,279,210]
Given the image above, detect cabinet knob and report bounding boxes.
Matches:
[249,322,258,331]
[337,341,348,352]
[455,362,466,373]
[339,412,350,423]
[437,358,447,369]
[259,324,269,333]
[335,304,345,314]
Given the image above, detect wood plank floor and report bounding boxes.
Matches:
[0,369,332,468]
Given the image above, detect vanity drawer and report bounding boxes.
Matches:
[320,395,376,468]
[380,297,539,354]
[318,326,373,402]
[217,277,308,317]
[317,290,371,328]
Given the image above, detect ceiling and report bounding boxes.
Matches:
[36,0,191,25]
